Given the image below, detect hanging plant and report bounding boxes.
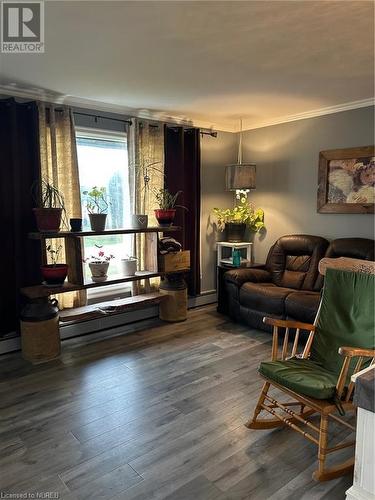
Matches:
[130,159,164,229]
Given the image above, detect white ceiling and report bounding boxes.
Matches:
[0,0,374,132]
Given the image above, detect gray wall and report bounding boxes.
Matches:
[200,131,237,292]
[240,106,375,263]
[5,95,372,293]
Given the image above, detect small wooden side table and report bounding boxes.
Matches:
[216,241,252,267]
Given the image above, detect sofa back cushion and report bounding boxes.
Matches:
[325,238,374,260]
[314,237,375,290]
[268,235,329,290]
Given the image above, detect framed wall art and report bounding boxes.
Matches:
[317,146,374,213]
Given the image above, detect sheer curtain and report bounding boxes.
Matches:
[38,103,87,309]
[128,119,164,291]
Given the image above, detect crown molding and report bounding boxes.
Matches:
[0,84,226,132]
[0,84,373,133]
[241,98,375,132]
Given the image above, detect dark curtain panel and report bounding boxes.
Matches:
[0,98,41,336]
[164,126,201,296]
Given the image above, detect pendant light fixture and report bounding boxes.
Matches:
[225,119,256,195]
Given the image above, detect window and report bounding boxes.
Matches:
[76,128,133,295]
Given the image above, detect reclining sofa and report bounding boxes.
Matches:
[223,235,374,332]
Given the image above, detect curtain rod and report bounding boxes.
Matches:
[73,110,132,125]
[72,109,217,137]
[200,130,217,137]
[163,124,217,137]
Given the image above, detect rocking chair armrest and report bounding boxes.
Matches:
[339,346,375,358]
[263,317,315,332]
[336,346,375,399]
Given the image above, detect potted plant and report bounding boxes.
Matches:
[132,160,163,229]
[83,245,114,283]
[153,188,186,226]
[120,255,138,276]
[83,187,109,232]
[213,198,265,242]
[41,244,68,285]
[32,179,65,232]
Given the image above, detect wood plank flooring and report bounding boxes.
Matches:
[0,306,352,499]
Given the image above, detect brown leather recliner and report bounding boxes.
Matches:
[224,235,374,332]
[285,237,375,324]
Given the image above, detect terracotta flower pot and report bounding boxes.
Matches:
[41,264,68,285]
[33,208,62,233]
[89,261,110,282]
[154,209,176,227]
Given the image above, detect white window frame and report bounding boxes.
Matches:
[76,126,127,143]
[75,126,132,304]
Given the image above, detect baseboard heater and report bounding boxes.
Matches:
[60,293,165,324]
[0,291,217,354]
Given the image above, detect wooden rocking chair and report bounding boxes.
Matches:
[246,259,375,481]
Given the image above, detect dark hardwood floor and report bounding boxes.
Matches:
[0,305,352,499]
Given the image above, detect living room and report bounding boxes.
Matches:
[0,1,374,499]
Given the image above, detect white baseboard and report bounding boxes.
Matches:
[188,290,217,308]
[0,336,21,354]
[0,292,217,355]
[346,485,375,500]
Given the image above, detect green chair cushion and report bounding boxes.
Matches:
[259,358,339,400]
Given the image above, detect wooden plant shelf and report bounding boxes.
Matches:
[59,293,167,324]
[24,225,189,301]
[29,226,182,239]
[21,272,163,299]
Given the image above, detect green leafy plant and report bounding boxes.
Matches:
[153,188,187,210]
[46,244,63,266]
[82,186,109,214]
[33,178,65,209]
[213,199,265,232]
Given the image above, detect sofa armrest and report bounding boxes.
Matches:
[224,267,271,287]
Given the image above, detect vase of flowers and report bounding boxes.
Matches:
[83,187,109,232]
[84,245,114,282]
[153,188,187,226]
[41,244,68,285]
[213,197,265,242]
